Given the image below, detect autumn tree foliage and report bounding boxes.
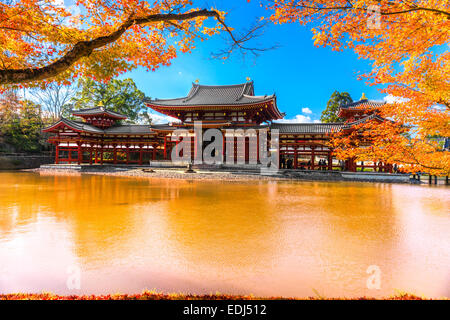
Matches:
[0,91,44,152]
[0,0,250,88]
[265,0,449,175]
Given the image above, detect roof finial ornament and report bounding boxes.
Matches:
[98,100,105,110]
[360,92,368,100]
[195,79,199,84]
[246,76,251,82]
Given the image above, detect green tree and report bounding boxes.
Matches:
[0,92,44,152]
[71,78,146,123]
[320,91,353,123]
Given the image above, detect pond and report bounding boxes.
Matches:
[0,172,448,298]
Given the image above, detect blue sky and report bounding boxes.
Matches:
[116,1,386,123]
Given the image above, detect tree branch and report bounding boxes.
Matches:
[0,9,231,85]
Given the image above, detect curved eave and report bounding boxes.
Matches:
[268,95,283,120]
[181,122,233,129]
[145,97,282,122]
[42,119,102,135]
[73,112,127,120]
[342,115,387,130]
[144,97,276,110]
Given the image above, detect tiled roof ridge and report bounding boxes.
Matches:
[71,107,101,112]
[183,83,201,102]
[190,82,253,89]
[341,99,385,108]
[346,113,385,125]
[71,107,127,118]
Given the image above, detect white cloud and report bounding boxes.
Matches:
[147,112,179,124]
[383,94,408,104]
[51,0,65,8]
[302,107,312,114]
[432,105,446,111]
[274,114,312,123]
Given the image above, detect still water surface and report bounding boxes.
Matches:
[0,172,448,298]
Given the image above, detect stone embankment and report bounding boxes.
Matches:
[0,154,53,170]
[35,163,413,183]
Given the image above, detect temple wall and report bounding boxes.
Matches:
[0,154,53,170]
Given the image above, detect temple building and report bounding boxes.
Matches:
[43,81,390,172]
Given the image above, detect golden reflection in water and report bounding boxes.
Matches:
[0,172,448,297]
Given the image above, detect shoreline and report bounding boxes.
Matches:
[28,167,291,182]
[25,166,420,184]
[0,291,440,300]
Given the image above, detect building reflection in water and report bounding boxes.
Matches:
[0,172,448,297]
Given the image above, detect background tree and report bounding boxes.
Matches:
[0,91,44,152]
[26,83,77,124]
[264,0,450,175]
[71,78,146,123]
[321,91,352,123]
[0,0,266,88]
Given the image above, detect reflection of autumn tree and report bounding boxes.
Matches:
[265,0,449,175]
[162,182,278,269]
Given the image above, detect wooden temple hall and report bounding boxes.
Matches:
[44,81,390,171]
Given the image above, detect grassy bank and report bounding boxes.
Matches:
[0,291,440,300]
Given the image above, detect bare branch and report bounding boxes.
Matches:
[0,9,252,85]
[211,19,279,60]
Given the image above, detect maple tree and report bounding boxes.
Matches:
[264,0,449,175]
[0,0,257,88]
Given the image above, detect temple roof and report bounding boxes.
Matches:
[71,107,127,119]
[145,82,275,107]
[105,125,154,134]
[43,118,105,134]
[271,113,387,134]
[43,118,161,135]
[342,114,386,129]
[340,99,385,110]
[270,123,345,134]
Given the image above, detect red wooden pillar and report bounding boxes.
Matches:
[152,145,156,160]
[163,136,167,159]
[294,148,298,169]
[194,133,198,160]
[77,141,82,165]
[55,144,59,164]
[222,131,226,162]
[328,152,332,171]
[139,144,143,165]
[351,158,356,172]
[311,147,315,170]
[89,146,93,165]
[234,137,237,163]
[113,144,117,164]
[256,133,259,164]
[126,145,130,164]
[100,145,104,165]
[245,137,249,164]
[278,148,282,169]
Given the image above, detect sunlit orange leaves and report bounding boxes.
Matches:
[264,0,450,175]
[0,0,227,88]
